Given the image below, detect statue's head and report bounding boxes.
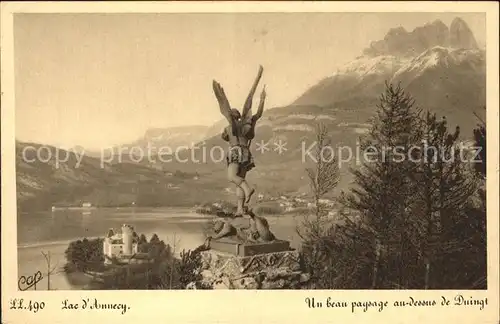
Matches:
[231,108,241,121]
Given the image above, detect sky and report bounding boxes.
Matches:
[14,12,485,150]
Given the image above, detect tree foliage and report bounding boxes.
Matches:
[301,82,487,289]
[64,238,105,272]
[297,122,341,287]
[409,112,480,288]
[472,108,486,179]
[64,233,210,290]
[338,83,424,288]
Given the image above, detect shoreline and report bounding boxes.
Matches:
[18,237,101,249]
[17,233,205,290]
[16,209,302,290]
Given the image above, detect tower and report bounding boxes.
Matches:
[103,237,109,257]
[122,224,134,255]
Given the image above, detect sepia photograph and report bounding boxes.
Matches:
[11,10,490,291]
[1,2,499,323]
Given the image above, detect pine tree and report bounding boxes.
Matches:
[297,122,340,288]
[339,82,423,288]
[452,110,487,289]
[299,122,339,240]
[410,112,478,288]
[473,108,486,179]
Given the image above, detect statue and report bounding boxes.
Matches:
[206,209,276,245]
[212,65,266,216]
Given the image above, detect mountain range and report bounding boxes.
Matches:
[16,17,486,211]
[293,18,485,131]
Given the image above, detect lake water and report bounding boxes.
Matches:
[17,207,302,290]
[18,207,213,248]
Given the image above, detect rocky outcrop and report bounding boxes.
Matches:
[363,18,478,57]
[196,250,310,289]
[364,20,449,57]
[291,16,485,136]
[450,17,478,49]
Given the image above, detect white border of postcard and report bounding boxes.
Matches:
[1,2,499,323]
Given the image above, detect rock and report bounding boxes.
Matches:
[450,17,478,49]
[201,269,214,278]
[364,19,450,57]
[266,268,290,280]
[186,282,197,290]
[201,253,211,270]
[200,270,215,287]
[235,276,259,289]
[200,250,308,289]
[262,278,287,289]
[300,273,311,283]
[212,277,231,289]
[222,277,232,288]
[363,18,480,57]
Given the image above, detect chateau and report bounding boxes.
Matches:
[103,224,139,264]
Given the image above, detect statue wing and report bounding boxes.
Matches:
[212,80,234,125]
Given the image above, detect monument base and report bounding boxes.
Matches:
[199,249,310,289]
[209,238,291,257]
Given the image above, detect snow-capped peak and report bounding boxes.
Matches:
[333,55,408,79]
[392,46,485,82]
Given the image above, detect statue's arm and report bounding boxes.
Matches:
[241,65,263,122]
[252,85,266,122]
[239,85,265,139]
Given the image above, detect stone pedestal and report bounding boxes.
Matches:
[209,238,291,257]
[199,248,310,289]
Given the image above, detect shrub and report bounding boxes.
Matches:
[64,238,105,272]
[299,211,376,289]
[176,244,212,289]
